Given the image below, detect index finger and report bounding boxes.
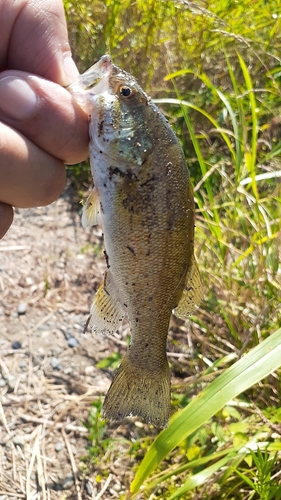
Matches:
[0,0,78,86]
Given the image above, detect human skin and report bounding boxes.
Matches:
[0,0,89,238]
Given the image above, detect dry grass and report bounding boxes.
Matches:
[0,183,130,499]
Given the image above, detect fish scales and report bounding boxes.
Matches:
[68,55,202,428]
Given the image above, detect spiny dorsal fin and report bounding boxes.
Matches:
[173,255,202,319]
[82,186,101,228]
[88,271,125,335]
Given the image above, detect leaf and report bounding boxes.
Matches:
[233,468,257,490]
[168,456,232,500]
[186,444,201,461]
[130,327,281,495]
[96,352,122,370]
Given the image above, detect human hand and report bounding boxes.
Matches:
[0,0,89,238]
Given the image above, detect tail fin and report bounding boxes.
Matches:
[102,354,171,428]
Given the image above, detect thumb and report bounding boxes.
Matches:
[4,0,78,86]
[0,203,14,239]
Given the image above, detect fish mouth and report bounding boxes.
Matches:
[67,55,113,108]
[77,54,112,91]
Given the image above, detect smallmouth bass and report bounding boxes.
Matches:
[69,55,202,428]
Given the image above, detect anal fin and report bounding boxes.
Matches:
[88,271,125,335]
[173,255,202,319]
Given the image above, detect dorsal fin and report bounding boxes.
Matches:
[173,255,202,319]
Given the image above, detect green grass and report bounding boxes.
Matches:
[130,327,281,497]
[64,0,281,497]
[129,57,281,491]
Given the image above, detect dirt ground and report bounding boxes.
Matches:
[0,183,137,499]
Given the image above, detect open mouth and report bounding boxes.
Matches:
[68,55,112,93]
[79,55,112,90]
[67,55,113,109]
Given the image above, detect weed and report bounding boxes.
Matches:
[234,449,281,500]
[96,352,122,371]
[83,398,110,463]
[64,0,281,497]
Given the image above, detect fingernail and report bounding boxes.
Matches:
[0,76,37,121]
[62,52,79,86]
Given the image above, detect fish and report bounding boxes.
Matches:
[69,55,202,428]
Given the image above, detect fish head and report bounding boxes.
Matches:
[69,55,155,168]
[78,58,154,168]
[91,70,153,167]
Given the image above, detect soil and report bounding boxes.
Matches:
[0,183,137,499]
[0,182,207,500]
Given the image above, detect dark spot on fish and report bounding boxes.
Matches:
[100,201,104,213]
[136,318,139,323]
[98,120,104,133]
[122,198,135,213]
[127,245,135,256]
[103,183,107,188]
[108,166,128,180]
[122,181,155,215]
[124,303,128,308]
[145,342,149,347]
[132,283,136,286]
[146,250,150,256]
[140,175,156,188]
[104,272,110,295]
[103,250,110,269]
[148,297,153,301]
[99,150,103,154]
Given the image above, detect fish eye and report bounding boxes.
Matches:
[119,85,134,97]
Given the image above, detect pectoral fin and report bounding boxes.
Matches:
[173,255,202,319]
[82,186,101,228]
[87,271,125,335]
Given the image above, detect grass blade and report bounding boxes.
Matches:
[238,53,259,201]
[130,327,281,496]
[167,456,232,499]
